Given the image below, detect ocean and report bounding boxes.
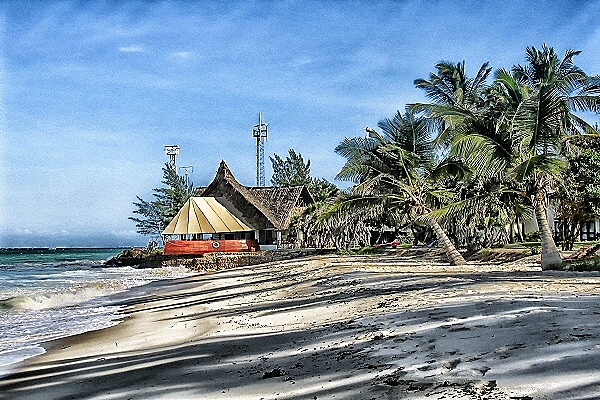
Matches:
[0,248,195,377]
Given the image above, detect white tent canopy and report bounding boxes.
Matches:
[162,197,252,235]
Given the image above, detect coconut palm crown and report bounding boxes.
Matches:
[334,109,466,266]
[440,45,600,269]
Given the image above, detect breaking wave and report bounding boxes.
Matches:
[0,252,196,377]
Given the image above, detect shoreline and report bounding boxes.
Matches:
[0,264,200,379]
[2,253,600,399]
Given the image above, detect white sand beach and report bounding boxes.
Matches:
[2,251,600,399]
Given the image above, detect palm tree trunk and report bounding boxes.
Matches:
[534,196,562,269]
[428,219,467,265]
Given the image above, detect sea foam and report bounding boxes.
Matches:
[0,250,195,378]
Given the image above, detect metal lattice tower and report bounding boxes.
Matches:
[164,145,180,168]
[252,113,268,186]
[179,165,194,187]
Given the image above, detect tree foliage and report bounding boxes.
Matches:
[414,44,600,268]
[554,136,600,249]
[270,149,339,202]
[270,149,311,187]
[298,44,599,268]
[130,163,194,238]
[330,108,467,265]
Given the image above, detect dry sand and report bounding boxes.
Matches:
[2,250,600,399]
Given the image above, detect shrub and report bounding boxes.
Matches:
[478,248,492,261]
[562,256,600,272]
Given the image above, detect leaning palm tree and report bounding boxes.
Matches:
[333,109,466,265]
[411,60,524,252]
[449,45,600,269]
[509,45,600,267]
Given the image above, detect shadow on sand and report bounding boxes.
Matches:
[2,255,600,399]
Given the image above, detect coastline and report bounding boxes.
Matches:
[2,252,600,399]
[0,258,198,379]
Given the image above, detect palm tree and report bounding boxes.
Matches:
[412,60,492,147]
[447,45,600,269]
[411,60,524,252]
[333,109,466,265]
[512,46,600,267]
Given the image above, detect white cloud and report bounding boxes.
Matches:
[118,45,144,53]
[290,57,312,67]
[171,51,192,59]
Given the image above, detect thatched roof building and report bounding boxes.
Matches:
[193,160,314,247]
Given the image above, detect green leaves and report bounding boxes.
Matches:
[511,155,566,182]
[129,163,194,237]
[414,61,491,111]
[553,137,600,249]
[448,44,598,192]
[410,44,600,255]
[270,149,339,202]
[336,108,437,187]
[270,149,312,187]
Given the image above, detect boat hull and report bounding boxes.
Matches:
[163,239,260,255]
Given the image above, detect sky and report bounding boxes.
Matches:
[1,0,600,248]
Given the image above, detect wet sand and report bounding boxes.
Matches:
[2,251,600,399]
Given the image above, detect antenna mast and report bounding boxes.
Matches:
[179,165,194,187]
[164,145,180,169]
[252,113,268,186]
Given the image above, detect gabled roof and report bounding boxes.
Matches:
[162,197,252,235]
[247,186,314,229]
[198,160,314,230]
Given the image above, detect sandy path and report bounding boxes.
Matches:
[2,252,600,399]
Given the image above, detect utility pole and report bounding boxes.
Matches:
[252,113,269,186]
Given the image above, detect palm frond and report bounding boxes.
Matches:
[511,155,566,182]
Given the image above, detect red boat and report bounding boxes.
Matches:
[163,239,260,255]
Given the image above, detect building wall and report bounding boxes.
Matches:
[159,248,335,271]
[522,205,558,235]
[523,205,599,241]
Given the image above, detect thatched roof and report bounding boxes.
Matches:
[247,186,314,229]
[197,160,314,230]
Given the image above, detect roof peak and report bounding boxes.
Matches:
[201,162,315,230]
[217,159,231,177]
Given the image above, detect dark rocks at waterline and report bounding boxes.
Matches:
[107,248,163,268]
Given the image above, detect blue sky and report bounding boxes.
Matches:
[1,0,600,248]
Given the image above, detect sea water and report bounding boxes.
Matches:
[0,248,195,377]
